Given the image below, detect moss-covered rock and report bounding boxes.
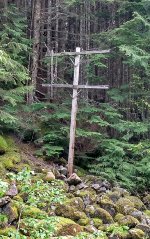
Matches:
[0,226,17,236]
[55,203,87,221]
[0,136,8,154]
[0,136,21,172]
[129,228,145,239]
[92,218,103,228]
[143,194,150,209]
[105,191,121,203]
[21,205,47,219]
[55,196,86,221]
[98,196,117,216]
[96,207,114,224]
[78,217,90,226]
[117,215,139,227]
[114,213,125,223]
[3,203,18,223]
[116,198,135,215]
[55,217,82,236]
[144,210,150,217]
[74,188,97,204]
[126,196,145,210]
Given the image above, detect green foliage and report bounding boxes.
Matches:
[0,5,30,128]
[0,180,8,197]
[20,217,58,238]
[7,169,66,208]
[107,225,129,237]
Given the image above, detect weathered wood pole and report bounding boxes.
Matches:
[68,47,81,176]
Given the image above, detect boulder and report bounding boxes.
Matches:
[143,194,150,209]
[92,218,103,228]
[129,228,145,239]
[6,183,18,197]
[98,196,117,217]
[0,197,11,207]
[84,225,97,233]
[67,173,82,185]
[115,198,135,215]
[55,197,87,221]
[59,166,68,176]
[136,224,150,237]
[74,188,97,205]
[117,215,139,227]
[44,171,55,182]
[96,207,114,224]
[126,196,145,210]
[56,217,82,236]
[3,203,18,223]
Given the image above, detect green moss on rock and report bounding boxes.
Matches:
[117,215,139,227]
[129,228,145,239]
[96,207,114,224]
[21,205,47,219]
[116,198,135,215]
[78,217,90,226]
[126,196,145,210]
[92,218,103,228]
[55,217,82,236]
[0,226,17,236]
[144,210,150,217]
[0,136,8,154]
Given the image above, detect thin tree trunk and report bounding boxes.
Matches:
[28,0,41,103]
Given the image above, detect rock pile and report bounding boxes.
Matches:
[0,169,150,239]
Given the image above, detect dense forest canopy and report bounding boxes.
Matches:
[0,0,150,191]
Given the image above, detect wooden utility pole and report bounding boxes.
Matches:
[43,47,110,176]
[68,47,81,176]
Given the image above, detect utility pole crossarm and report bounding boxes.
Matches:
[42,84,109,89]
[45,49,110,57]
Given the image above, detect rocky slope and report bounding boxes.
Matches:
[0,135,150,239]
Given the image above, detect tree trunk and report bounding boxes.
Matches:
[28,0,41,103]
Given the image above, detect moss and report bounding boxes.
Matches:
[55,216,82,236]
[116,198,135,215]
[0,136,21,172]
[0,214,8,229]
[56,203,87,221]
[117,215,139,227]
[74,189,97,203]
[18,204,47,219]
[0,226,17,236]
[78,217,90,226]
[96,207,114,224]
[13,195,23,202]
[0,162,6,178]
[106,191,121,203]
[55,197,86,221]
[75,167,87,177]
[92,218,103,228]
[144,210,150,217]
[0,136,8,154]
[114,213,125,222]
[99,197,117,216]
[126,196,144,210]
[129,228,145,239]
[14,163,31,173]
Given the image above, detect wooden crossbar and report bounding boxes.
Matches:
[45,49,110,57]
[42,84,109,89]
